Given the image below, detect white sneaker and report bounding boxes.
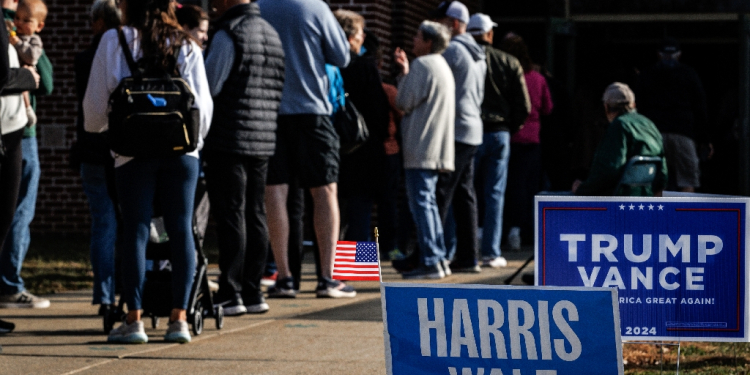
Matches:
[508,227,521,251]
[108,320,148,344]
[208,280,219,293]
[484,256,508,268]
[0,291,50,308]
[440,259,452,277]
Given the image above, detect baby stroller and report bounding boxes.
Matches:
[103,176,224,336]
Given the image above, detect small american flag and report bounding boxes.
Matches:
[332,241,381,281]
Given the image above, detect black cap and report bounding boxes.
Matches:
[659,37,681,54]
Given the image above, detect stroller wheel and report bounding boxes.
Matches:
[192,307,204,336]
[152,316,160,329]
[215,305,224,330]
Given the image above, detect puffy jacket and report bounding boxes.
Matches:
[205,3,285,157]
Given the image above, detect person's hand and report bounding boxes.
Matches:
[571,179,583,194]
[9,34,19,45]
[394,47,409,76]
[24,66,40,88]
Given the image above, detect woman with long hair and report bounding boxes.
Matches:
[83,0,212,344]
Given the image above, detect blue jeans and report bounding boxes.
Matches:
[116,155,198,311]
[474,131,510,259]
[404,169,446,267]
[0,137,40,295]
[80,163,117,305]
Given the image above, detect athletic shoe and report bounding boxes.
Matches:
[207,280,220,293]
[261,271,278,287]
[0,291,50,309]
[214,293,247,316]
[392,253,418,273]
[402,264,445,280]
[440,259,452,276]
[508,227,521,251]
[245,294,269,314]
[483,256,508,268]
[267,277,296,298]
[316,279,356,298]
[0,318,15,333]
[451,264,482,273]
[108,320,148,344]
[164,320,191,343]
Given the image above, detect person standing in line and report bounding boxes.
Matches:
[83,0,213,343]
[257,0,356,298]
[333,10,390,245]
[0,12,40,334]
[467,13,530,268]
[431,1,486,274]
[394,20,455,279]
[72,0,120,316]
[203,0,284,316]
[635,38,708,193]
[500,32,552,251]
[0,0,52,310]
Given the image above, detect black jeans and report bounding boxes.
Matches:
[437,142,479,267]
[0,129,24,251]
[205,151,269,301]
[505,143,541,237]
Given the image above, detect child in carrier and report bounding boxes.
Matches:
[6,0,46,127]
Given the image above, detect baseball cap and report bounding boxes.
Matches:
[431,1,470,25]
[467,13,498,35]
[602,82,635,105]
[659,37,681,54]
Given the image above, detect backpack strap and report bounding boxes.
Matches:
[117,27,141,79]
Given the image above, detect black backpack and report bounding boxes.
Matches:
[108,27,200,158]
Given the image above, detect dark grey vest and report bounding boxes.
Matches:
[205,3,285,157]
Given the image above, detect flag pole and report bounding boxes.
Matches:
[375,227,383,282]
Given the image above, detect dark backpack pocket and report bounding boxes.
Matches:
[110,111,196,158]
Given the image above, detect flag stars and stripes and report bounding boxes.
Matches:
[333,241,381,281]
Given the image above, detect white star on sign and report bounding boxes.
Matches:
[629,204,635,210]
[658,205,664,210]
[619,204,625,210]
[639,204,645,210]
[648,204,654,210]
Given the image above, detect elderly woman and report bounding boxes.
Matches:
[393,21,455,280]
[83,0,212,344]
[332,10,390,245]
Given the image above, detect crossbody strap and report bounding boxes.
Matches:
[116,27,141,79]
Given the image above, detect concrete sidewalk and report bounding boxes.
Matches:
[0,251,533,375]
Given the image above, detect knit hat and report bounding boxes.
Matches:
[602,82,635,105]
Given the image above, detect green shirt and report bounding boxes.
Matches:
[576,111,668,196]
[3,8,54,138]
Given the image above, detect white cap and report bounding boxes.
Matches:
[467,13,497,35]
[432,1,470,25]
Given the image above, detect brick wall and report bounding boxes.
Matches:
[33,0,93,234]
[31,0,482,235]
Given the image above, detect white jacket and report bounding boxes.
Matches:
[83,27,213,167]
[0,45,28,135]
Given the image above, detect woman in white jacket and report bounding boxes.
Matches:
[83,0,212,344]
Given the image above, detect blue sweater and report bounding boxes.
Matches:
[257,0,350,116]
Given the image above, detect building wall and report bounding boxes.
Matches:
[32,0,480,235]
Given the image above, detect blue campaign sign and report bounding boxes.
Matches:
[536,196,750,342]
[381,283,623,375]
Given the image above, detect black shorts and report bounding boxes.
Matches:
[267,114,340,188]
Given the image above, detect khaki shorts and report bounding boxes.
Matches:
[661,132,700,188]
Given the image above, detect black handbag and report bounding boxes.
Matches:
[333,94,368,155]
[107,28,200,158]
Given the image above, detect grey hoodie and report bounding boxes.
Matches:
[441,33,486,146]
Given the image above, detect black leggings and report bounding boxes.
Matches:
[0,128,25,250]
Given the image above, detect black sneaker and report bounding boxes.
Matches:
[392,253,419,273]
[316,279,356,298]
[402,264,445,280]
[450,262,481,274]
[0,318,14,334]
[213,292,247,316]
[244,294,269,314]
[267,277,296,298]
